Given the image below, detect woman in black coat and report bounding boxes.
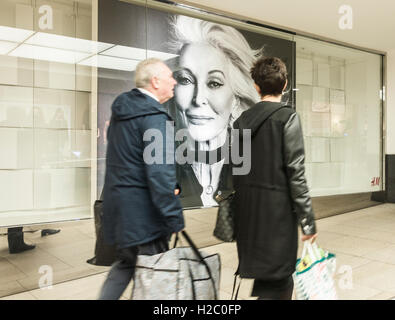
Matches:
[233,57,317,300]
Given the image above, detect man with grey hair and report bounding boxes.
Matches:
[99,58,184,299]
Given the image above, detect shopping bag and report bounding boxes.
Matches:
[86,195,117,266]
[293,241,337,300]
[213,191,235,242]
[131,231,221,300]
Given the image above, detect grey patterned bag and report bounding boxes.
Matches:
[131,231,220,300]
[213,191,236,242]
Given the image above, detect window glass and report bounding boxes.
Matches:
[0,0,93,226]
[295,36,383,196]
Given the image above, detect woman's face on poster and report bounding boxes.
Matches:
[175,43,235,142]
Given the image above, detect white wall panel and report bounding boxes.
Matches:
[34,168,90,209]
[296,58,313,86]
[0,86,33,127]
[34,168,74,209]
[0,128,33,169]
[35,0,75,38]
[0,56,18,86]
[34,88,75,129]
[311,163,344,189]
[15,3,33,30]
[74,168,90,205]
[0,170,33,211]
[76,65,92,92]
[75,130,91,167]
[76,91,91,129]
[34,60,75,91]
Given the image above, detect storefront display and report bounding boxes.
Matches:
[0,0,383,226]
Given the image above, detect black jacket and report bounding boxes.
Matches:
[102,89,184,249]
[233,101,316,281]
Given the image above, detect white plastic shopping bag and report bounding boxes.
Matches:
[293,240,337,300]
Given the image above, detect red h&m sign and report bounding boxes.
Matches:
[371,177,380,186]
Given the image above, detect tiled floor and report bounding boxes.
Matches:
[2,203,395,300]
[0,207,221,298]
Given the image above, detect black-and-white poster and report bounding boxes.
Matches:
[98,0,295,208]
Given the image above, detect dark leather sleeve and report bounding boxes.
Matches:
[283,112,317,235]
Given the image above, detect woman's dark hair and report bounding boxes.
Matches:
[250,57,288,97]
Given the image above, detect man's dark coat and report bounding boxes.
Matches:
[102,89,184,249]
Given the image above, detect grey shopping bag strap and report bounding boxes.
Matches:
[180,230,218,300]
[231,274,241,300]
[99,188,104,201]
[173,233,179,248]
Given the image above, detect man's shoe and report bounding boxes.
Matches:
[41,229,61,237]
[86,257,97,265]
[9,243,36,254]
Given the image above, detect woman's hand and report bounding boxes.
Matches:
[301,233,318,242]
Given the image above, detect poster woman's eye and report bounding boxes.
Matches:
[207,79,224,89]
[175,71,195,86]
[178,77,192,85]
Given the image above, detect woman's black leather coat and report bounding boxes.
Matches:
[233,101,316,281]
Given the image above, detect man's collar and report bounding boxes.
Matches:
[137,88,159,103]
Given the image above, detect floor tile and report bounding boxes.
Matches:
[39,239,95,267]
[17,265,105,291]
[318,235,391,257]
[320,224,372,238]
[29,273,106,300]
[335,282,381,300]
[0,291,37,300]
[361,245,395,265]
[5,247,72,276]
[342,216,395,233]
[331,252,372,270]
[0,280,26,297]
[369,291,395,300]
[0,257,26,284]
[351,261,395,292]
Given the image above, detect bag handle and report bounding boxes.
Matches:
[301,240,321,262]
[231,274,241,300]
[180,230,218,300]
[172,233,179,248]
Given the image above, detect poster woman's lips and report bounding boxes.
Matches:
[186,114,214,125]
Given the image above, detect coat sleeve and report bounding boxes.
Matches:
[283,112,317,235]
[140,113,185,234]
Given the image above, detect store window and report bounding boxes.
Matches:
[0,0,385,228]
[0,0,94,226]
[295,36,383,196]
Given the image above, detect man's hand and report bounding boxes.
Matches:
[301,233,318,242]
[174,189,180,196]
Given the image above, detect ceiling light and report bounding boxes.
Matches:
[9,44,90,64]
[147,49,178,61]
[26,32,113,54]
[0,26,34,43]
[78,55,140,72]
[0,41,18,55]
[100,45,146,60]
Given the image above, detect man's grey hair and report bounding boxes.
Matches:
[135,58,164,88]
